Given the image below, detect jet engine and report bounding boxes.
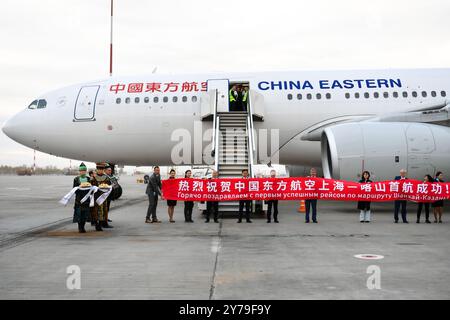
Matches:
[321,122,450,180]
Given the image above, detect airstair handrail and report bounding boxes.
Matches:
[211,89,218,158]
[214,115,220,172]
[247,93,256,177]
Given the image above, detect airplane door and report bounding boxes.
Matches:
[207,79,229,113]
[74,85,99,121]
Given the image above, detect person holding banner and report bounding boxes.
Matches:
[267,169,279,223]
[184,170,195,222]
[417,175,434,224]
[206,170,219,223]
[166,169,177,223]
[432,171,445,223]
[72,163,91,233]
[238,169,252,223]
[357,171,373,223]
[394,169,409,223]
[305,168,318,223]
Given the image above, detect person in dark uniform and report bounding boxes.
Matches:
[145,166,162,223]
[104,163,117,223]
[267,169,279,223]
[238,169,252,223]
[184,170,194,222]
[206,170,219,223]
[166,169,177,223]
[305,168,318,223]
[432,171,445,223]
[417,174,433,224]
[229,85,238,111]
[394,169,408,223]
[72,163,91,233]
[358,171,373,223]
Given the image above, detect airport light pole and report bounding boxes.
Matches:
[109,0,114,77]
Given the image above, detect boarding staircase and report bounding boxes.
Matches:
[216,111,250,212]
[203,87,262,213]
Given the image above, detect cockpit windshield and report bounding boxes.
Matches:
[37,99,47,109]
[28,99,47,110]
[28,100,38,109]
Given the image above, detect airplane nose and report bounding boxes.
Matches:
[2,118,13,138]
[2,113,27,144]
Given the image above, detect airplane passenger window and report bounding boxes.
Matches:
[116,98,121,104]
[37,99,47,109]
[173,96,178,103]
[144,97,149,103]
[402,91,408,98]
[421,91,427,98]
[306,93,312,100]
[393,92,399,98]
[326,93,331,99]
[192,96,198,102]
[154,97,159,103]
[412,91,418,98]
[374,92,379,98]
[297,94,302,100]
[441,91,446,97]
[345,93,350,99]
[163,97,169,103]
[182,96,187,102]
[364,92,369,98]
[125,97,130,104]
[316,93,322,100]
[28,100,38,109]
[354,93,360,99]
[135,97,140,103]
[383,92,389,98]
[287,94,293,100]
[431,91,437,97]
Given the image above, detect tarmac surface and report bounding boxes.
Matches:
[0,175,449,300]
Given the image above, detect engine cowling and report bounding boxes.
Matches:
[321,122,450,180]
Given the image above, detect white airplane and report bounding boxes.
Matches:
[3,68,450,181]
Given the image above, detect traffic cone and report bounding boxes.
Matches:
[298,200,306,213]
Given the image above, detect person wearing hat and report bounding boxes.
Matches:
[72,163,91,233]
[91,162,112,231]
[104,163,119,223]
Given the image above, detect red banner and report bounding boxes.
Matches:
[162,177,450,202]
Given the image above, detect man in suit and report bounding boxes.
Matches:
[206,170,220,223]
[145,166,162,223]
[238,169,252,223]
[266,169,279,223]
[394,169,409,223]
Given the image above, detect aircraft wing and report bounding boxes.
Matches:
[301,101,450,141]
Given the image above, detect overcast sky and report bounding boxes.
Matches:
[1,0,450,169]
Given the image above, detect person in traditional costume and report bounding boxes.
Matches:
[72,163,91,233]
[91,163,112,231]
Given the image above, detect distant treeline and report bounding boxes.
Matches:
[0,165,76,175]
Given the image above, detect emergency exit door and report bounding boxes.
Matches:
[207,79,229,113]
[74,85,99,121]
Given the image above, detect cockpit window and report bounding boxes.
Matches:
[28,99,47,109]
[37,99,47,109]
[28,100,38,109]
